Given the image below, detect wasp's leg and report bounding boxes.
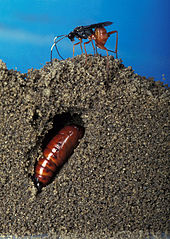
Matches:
[73,38,83,57]
[83,39,94,63]
[91,40,96,55]
[95,43,110,69]
[107,30,118,58]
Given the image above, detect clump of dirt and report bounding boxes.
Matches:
[0,55,169,238]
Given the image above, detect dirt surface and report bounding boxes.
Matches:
[0,55,169,238]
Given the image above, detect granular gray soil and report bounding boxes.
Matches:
[0,55,169,239]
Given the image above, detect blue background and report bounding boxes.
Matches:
[0,0,169,85]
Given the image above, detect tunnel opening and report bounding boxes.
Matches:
[31,110,85,192]
[41,111,84,151]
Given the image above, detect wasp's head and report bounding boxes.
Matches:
[68,32,75,41]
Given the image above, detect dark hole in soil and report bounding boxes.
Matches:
[32,111,85,192]
[41,111,84,151]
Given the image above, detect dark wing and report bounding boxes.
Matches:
[83,21,113,29]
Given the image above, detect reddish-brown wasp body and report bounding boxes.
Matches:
[33,125,84,192]
[51,21,118,67]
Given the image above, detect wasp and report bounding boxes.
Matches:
[50,21,118,67]
[32,125,84,193]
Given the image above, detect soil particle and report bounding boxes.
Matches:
[0,55,169,238]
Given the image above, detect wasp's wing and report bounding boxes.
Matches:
[83,21,113,29]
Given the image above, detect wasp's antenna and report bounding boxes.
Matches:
[51,35,67,64]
